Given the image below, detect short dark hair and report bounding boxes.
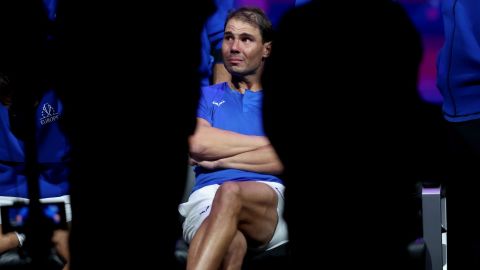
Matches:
[225,7,273,43]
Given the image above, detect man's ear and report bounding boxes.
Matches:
[263,41,272,58]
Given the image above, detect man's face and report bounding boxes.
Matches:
[222,19,271,77]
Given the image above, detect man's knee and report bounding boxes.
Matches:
[214,182,242,213]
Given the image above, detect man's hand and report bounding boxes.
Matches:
[197,160,220,170]
[189,157,199,166]
[189,157,220,170]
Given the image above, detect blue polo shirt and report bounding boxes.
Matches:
[0,89,70,198]
[192,82,282,192]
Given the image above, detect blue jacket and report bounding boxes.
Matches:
[437,0,480,122]
[0,89,70,198]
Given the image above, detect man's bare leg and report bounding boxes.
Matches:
[221,230,247,270]
[52,229,70,270]
[186,181,278,270]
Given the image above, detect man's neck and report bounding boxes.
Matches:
[229,76,262,94]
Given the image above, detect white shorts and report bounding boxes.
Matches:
[178,181,288,251]
[0,195,72,224]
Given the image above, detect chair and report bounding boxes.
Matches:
[421,183,447,270]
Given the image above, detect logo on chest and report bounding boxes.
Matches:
[40,103,60,125]
[212,100,226,107]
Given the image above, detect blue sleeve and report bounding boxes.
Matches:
[206,0,234,54]
[437,0,480,121]
[295,0,310,7]
[197,87,213,124]
[199,27,214,86]
[205,16,224,53]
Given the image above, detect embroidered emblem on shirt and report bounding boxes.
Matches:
[40,103,60,125]
[212,100,226,107]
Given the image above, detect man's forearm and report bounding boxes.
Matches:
[217,145,283,175]
[0,232,19,253]
[189,125,269,161]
